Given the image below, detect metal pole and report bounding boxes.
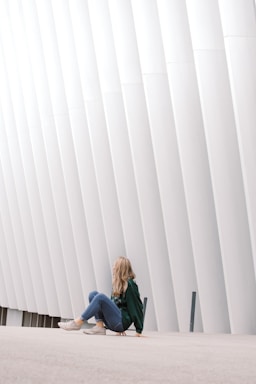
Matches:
[190,291,196,332]
[142,297,148,322]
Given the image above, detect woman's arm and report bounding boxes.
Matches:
[126,280,144,334]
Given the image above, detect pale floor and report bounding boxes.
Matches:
[0,326,256,383]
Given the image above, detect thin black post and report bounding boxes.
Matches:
[142,297,148,322]
[190,291,196,332]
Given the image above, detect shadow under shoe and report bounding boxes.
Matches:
[83,325,106,335]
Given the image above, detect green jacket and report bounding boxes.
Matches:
[111,279,144,334]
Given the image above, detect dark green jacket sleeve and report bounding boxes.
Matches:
[125,280,144,334]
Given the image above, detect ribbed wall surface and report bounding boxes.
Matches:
[0,0,256,333]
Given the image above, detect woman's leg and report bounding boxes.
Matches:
[81,293,124,332]
[58,291,124,333]
[86,291,103,325]
[58,290,100,331]
[67,290,102,327]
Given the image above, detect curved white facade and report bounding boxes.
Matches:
[0,0,256,333]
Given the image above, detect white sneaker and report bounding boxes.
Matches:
[58,320,81,331]
[83,325,106,335]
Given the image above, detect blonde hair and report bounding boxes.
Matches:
[112,256,136,296]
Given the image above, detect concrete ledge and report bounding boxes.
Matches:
[0,326,256,383]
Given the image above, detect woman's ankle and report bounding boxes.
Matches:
[96,321,104,328]
[75,318,84,326]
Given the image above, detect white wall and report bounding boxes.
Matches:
[0,0,256,333]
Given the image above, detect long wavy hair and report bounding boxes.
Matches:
[112,256,136,296]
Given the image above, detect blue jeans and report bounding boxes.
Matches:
[80,291,124,332]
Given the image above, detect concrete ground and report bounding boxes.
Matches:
[0,326,256,384]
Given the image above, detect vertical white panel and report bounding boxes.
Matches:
[87,0,123,268]
[0,253,8,307]
[35,0,86,317]
[186,0,224,50]
[71,0,128,291]
[129,0,201,331]
[86,100,127,263]
[8,0,61,316]
[65,109,111,293]
[144,73,202,332]
[219,0,256,279]
[103,96,158,330]
[22,0,73,317]
[158,0,229,332]
[0,176,17,309]
[123,0,177,330]
[187,0,256,333]
[51,0,98,298]
[61,0,111,291]
[0,1,38,313]
[131,0,166,74]
[108,0,157,330]
[108,0,142,84]
[0,107,22,310]
[219,0,256,37]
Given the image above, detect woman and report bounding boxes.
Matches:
[58,256,144,336]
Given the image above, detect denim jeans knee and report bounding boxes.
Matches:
[88,290,98,303]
